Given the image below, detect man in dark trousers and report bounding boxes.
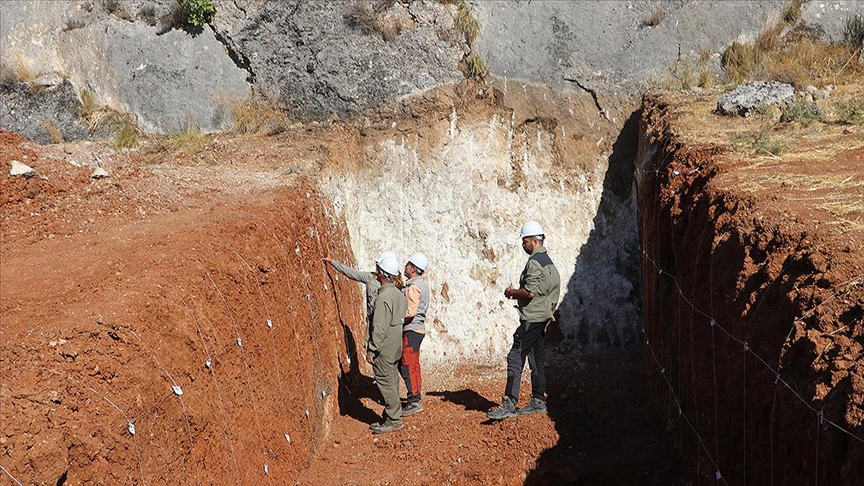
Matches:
[487,221,560,420]
[366,255,409,434]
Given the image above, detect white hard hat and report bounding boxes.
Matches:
[377,256,400,277]
[407,252,429,272]
[375,250,396,265]
[520,221,544,239]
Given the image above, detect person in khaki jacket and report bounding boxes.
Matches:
[366,255,409,434]
[323,250,395,350]
[487,221,560,421]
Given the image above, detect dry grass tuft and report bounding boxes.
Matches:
[782,0,805,25]
[223,91,292,136]
[346,1,407,42]
[722,29,864,88]
[77,89,142,148]
[461,52,488,79]
[41,120,64,144]
[453,0,481,45]
[642,9,665,28]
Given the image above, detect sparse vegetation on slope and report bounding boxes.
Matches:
[722,10,864,87]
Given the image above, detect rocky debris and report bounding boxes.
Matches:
[0,80,93,145]
[90,167,110,179]
[716,81,795,116]
[9,160,35,177]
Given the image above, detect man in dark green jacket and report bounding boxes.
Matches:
[366,255,409,434]
[488,221,560,421]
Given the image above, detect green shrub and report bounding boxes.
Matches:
[780,99,825,126]
[184,0,215,27]
[833,98,864,125]
[731,126,785,157]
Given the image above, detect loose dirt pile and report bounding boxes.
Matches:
[638,86,864,484]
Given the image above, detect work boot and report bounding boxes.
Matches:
[371,419,404,435]
[486,396,517,420]
[517,397,547,415]
[402,401,424,416]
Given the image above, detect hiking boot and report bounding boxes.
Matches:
[371,420,404,435]
[401,401,424,416]
[517,397,547,415]
[486,396,518,421]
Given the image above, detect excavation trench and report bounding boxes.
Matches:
[6,81,861,485]
[1,83,674,484]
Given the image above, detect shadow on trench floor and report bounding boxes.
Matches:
[304,344,682,485]
[526,345,682,485]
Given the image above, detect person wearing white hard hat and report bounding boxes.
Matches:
[367,255,409,435]
[487,221,560,421]
[399,252,430,416]
[324,250,395,351]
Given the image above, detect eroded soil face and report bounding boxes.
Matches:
[1,129,369,484]
[638,87,864,485]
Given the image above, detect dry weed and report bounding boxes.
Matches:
[641,9,665,28]
[41,120,64,144]
[223,91,291,136]
[723,31,863,88]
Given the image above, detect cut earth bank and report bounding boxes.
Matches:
[638,85,864,485]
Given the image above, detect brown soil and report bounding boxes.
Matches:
[638,86,864,485]
[1,86,679,486]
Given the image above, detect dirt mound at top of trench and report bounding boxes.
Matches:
[0,133,366,484]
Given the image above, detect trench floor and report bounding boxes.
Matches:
[301,346,682,485]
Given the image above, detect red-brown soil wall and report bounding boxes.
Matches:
[1,157,366,484]
[636,94,864,485]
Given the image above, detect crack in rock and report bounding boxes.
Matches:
[209,24,256,84]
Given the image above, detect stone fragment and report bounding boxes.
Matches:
[90,167,110,179]
[717,81,795,117]
[9,160,38,178]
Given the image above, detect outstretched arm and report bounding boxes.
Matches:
[324,258,375,284]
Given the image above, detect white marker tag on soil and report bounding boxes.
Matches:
[205,358,212,369]
[267,319,273,329]
[285,433,291,443]
[321,390,326,398]
[172,385,183,396]
[305,409,310,419]
[324,284,328,290]
[128,421,136,435]
[237,337,243,347]
[346,357,351,365]
[264,464,269,475]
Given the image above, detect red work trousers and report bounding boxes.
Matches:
[399,330,424,403]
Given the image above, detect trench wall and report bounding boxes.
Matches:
[0,182,365,485]
[636,95,864,484]
[320,83,642,364]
